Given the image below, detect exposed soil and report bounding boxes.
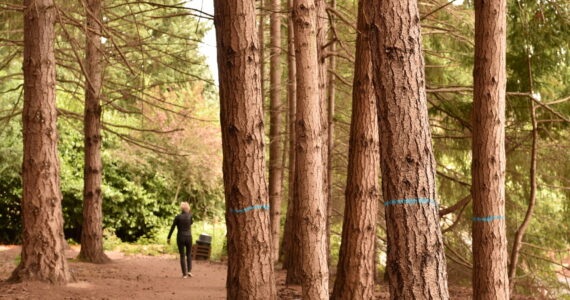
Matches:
[0,246,226,300]
[0,246,539,299]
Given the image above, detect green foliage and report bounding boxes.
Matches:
[66,238,79,246]
[329,223,343,267]
[421,1,570,296]
[102,221,227,261]
[103,229,123,251]
[0,119,23,244]
[1,0,569,296]
[0,112,224,244]
[326,0,570,296]
[0,0,224,245]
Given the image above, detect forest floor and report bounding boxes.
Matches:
[0,245,539,300]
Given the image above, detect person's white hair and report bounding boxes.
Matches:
[180,202,190,213]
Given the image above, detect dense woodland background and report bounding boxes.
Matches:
[1,0,569,297]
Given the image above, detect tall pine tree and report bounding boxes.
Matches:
[471,0,509,298]
[78,0,110,264]
[268,0,284,263]
[11,0,72,283]
[292,0,329,298]
[332,0,379,298]
[369,0,450,298]
[214,0,276,298]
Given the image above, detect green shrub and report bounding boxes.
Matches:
[103,228,123,251]
[115,220,227,260]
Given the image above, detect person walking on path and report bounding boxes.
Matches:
[168,202,194,278]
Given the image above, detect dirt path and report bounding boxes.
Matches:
[0,246,227,300]
[0,246,540,299]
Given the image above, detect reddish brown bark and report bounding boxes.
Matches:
[326,0,336,239]
[268,0,284,263]
[282,0,304,283]
[259,0,266,103]
[10,0,72,284]
[369,0,450,298]
[331,0,379,297]
[214,0,276,298]
[471,0,509,298]
[292,0,329,298]
[78,0,110,264]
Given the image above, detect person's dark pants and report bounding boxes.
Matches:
[176,235,192,275]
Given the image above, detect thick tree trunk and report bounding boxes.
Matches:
[268,0,284,263]
[331,0,379,297]
[282,0,303,283]
[10,0,72,284]
[213,1,276,299]
[78,0,110,264]
[292,0,329,298]
[369,0,450,298]
[471,0,509,299]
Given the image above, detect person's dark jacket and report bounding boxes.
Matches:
[168,212,193,240]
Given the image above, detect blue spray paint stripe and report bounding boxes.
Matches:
[231,204,270,213]
[472,216,505,222]
[383,198,439,207]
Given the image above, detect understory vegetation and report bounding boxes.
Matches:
[1,0,569,297]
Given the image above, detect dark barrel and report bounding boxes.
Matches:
[196,233,212,245]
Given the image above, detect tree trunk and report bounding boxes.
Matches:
[78,0,110,264]
[268,0,284,263]
[283,172,303,284]
[315,0,331,265]
[369,0,450,298]
[10,0,72,284]
[292,0,329,298]
[331,0,379,297]
[326,0,335,232]
[471,0,509,299]
[282,0,303,283]
[259,0,265,103]
[213,1,276,299]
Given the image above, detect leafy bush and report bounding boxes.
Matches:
[153,220,226,261]
[111,221,227,260]
[66,238,79,246]
[0,116,225,244]
[0,121,23,244]
[103,229,123,251]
